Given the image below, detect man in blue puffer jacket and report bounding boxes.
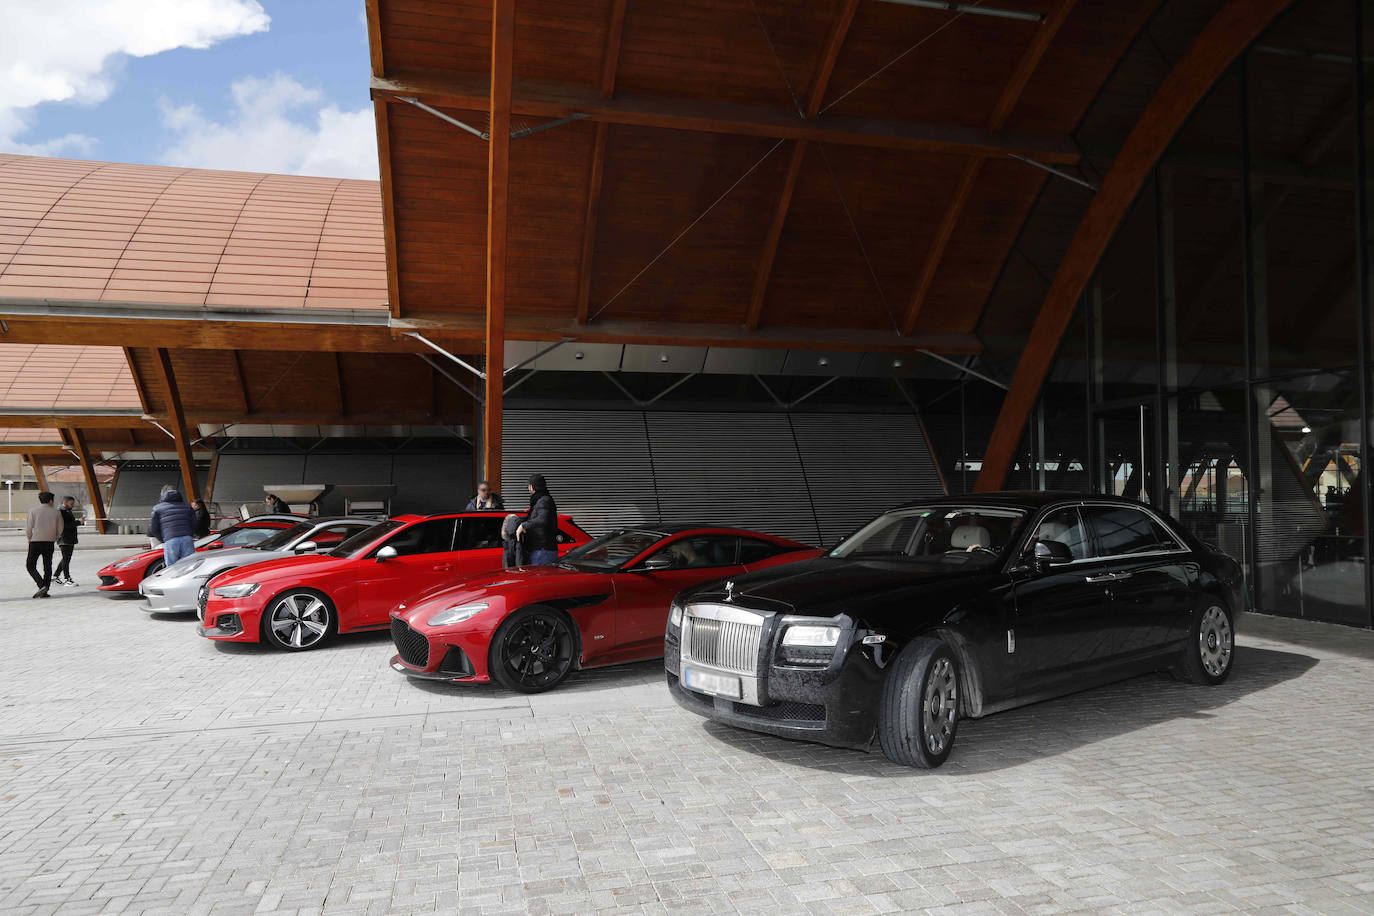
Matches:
[148,487,198,567]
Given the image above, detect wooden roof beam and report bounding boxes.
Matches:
[371,75,1080,163]
[63,427,109,533]
[901,0,1078,336]
[746,0,861,331]
[576,0,629,325]
[975,0,1295,492]
[149,348,200,501]
[0,411,148,429]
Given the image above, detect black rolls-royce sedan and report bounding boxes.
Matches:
[665,493,1242,768]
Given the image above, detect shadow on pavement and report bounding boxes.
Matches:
[401,657,665,698]
[210,626,395,654]
[698,646,1317,776]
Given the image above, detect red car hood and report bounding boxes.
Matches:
[100,547,162,571]
[210,552,344,584]
[397,564,608,624]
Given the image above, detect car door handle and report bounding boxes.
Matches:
[1112,571,1132,581]
[1084,573,1117,583]
[433,564,453,571]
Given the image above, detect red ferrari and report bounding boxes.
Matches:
[388,525,821,693]
[97,514,303,593]
[198,511,591,650]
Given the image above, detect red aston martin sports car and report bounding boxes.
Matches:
[97,514,303,593]
[198,511,591,650]
[388,525,821,693]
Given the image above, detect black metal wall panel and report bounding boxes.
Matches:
[108,461,209,532]
[646,412,821,545]
[789,413,947,546]
[210,454,306,508]
[501,410,658,535]
[391,452,472,514]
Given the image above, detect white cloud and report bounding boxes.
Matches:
[0,0,269,155]
[158,73,378,179]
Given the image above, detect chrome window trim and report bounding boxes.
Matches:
[1016,500,1191,569]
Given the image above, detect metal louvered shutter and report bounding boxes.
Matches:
[646,412,820,545]
[789,413,946,546]
[501,410,658,535]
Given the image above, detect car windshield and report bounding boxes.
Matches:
[252,522,315,552]
[329,519,404,558]
[557,529,664,570]
[829,506,1028,570]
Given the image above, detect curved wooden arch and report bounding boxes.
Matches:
[974,0,1295,492]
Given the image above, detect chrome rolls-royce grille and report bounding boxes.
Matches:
[684,616,761,675]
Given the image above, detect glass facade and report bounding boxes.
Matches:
[947,0,1374,628]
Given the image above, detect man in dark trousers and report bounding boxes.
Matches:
[517,474,558,566]
[25,491,62,598]
[148,487,198,567]
[53,495,80,586]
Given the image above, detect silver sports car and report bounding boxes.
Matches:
[139,517,380,614]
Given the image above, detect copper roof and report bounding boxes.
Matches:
[0,344,140,409]
[0,155,388,311]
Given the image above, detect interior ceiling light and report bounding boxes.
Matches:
[892,359,904,368]
[874,0,1045,23]
[1301,426,1312,434]
[574,351,585,359]
[659,353,670,362]
[818,356,830,367]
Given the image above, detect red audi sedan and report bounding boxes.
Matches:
[97,515,302,594]
[198,511,590,650]
[388,525,821,693]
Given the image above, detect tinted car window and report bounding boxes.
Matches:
[648,536,738,569]
[458,516,504,550]
[739,538,783,564]
[561,530,663,570]
[330,519,404,558]
[311,523,373,547]
[832,506,1027,569]
[1083,506,1182,557]
[252,522,316,552]
[1030,508,1091,560]
[219,526,277,547]
[383,518,457,556]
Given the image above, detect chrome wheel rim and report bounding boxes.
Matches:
[922,656,958,755]
[503,615,573,689]
[1198,606,1232,677]
[270,594,329,648]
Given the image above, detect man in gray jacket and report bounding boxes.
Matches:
[25,491,63,598]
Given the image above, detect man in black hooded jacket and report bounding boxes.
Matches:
[517,474,558,565]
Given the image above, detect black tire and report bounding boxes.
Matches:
[260,589,335,651]
[878,637,960,769]
[488,605,577,693]
[143,560,164,579]
[1175,599,1235,685]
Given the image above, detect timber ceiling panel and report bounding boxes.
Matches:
[0,156,386,310]
[0,344,140,409]
[513,0,612,89]
[379,0,491,81]
[0,427,61,442]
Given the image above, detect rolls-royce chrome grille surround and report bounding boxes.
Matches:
[681,603,768,676]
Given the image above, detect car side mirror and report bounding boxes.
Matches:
[375,545,398,562]
[1033,539,1074,572]
[294,540,318,554]
[642,555,673,572]
[205,541,224,550]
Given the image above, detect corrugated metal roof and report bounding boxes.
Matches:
[0,344,140,409]
[0,155,387,310]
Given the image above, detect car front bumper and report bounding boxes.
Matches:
[664,626,884,751]
[98,569,143,592]
[388,616,492,683]
[138,578,202,613]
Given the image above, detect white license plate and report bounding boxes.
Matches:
[682,666,741,699]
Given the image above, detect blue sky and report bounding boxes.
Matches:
[2,1,380,178]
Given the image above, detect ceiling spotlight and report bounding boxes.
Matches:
[574,351,585,360]
[1301,426,1312,434]
[818,356,829,367]
[659,353,670,363]
[892,359,903,368]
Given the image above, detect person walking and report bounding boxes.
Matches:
[517,474,558,566]
[25,491,62,598]
[191,498,212,538]
[465,481,504,511]
[148,488,198,567]
[53,496,80,586]
[501,513,524,568]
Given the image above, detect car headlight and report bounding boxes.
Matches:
[213,583,259,598]
[782,624,841,647]
[668,600,684,629]
[113,558,141,569]
[427,602,488,627]
[174,559,204,576]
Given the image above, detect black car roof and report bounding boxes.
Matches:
[888,491,1149,512]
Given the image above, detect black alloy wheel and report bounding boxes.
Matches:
[1175,599,1235,686]
[489,605,577,693]
[878,636,961,769]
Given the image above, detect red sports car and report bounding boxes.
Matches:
[97,514,303,593]
[198,512,591,650]
[388,525,821,693]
